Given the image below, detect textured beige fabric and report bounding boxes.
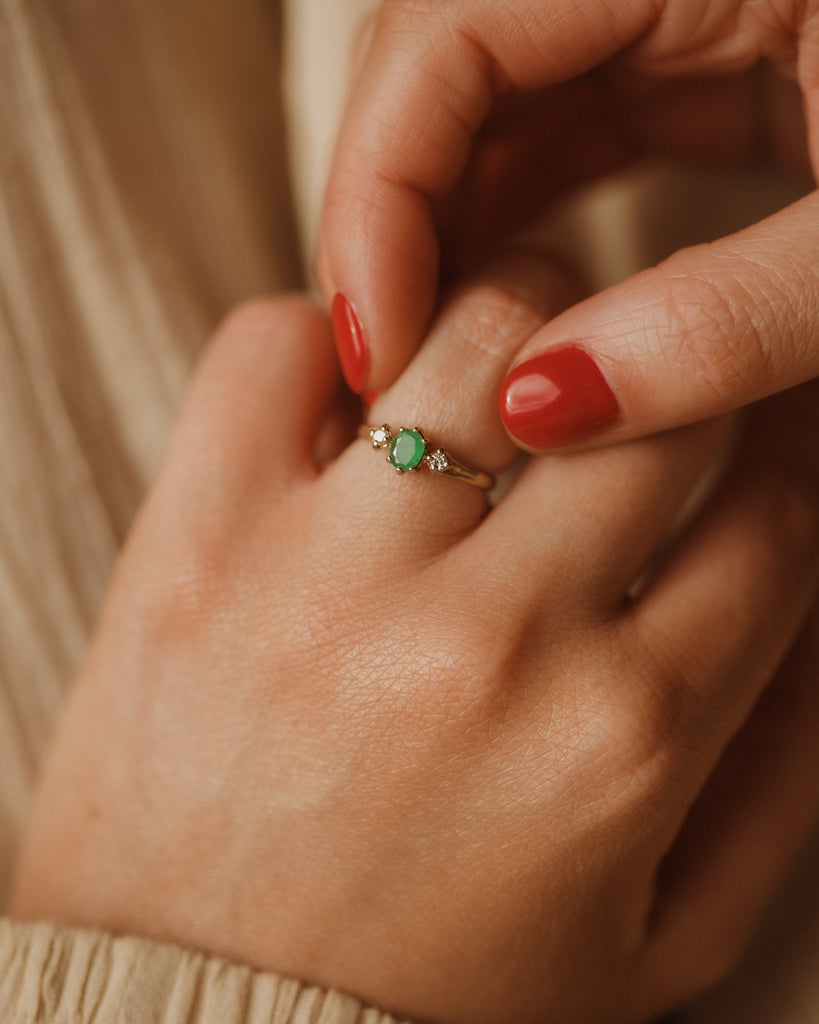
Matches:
[0,919,407,1024]
[0,0,300,904]
[0,0,817,1020]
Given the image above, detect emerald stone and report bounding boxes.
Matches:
[389,429,426,472]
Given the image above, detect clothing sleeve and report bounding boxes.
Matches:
[0,918,409,1024]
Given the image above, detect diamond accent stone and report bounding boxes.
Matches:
[370,425,391,448]
[427,449,449,472]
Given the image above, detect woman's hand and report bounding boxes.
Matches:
[11,253,819,1024]
[319,0,819,449]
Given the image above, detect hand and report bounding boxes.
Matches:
[319,0,819,450]
[10,252,819,1024]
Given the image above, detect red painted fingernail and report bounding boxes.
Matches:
[500,346,620,449]
[332,293,370,393]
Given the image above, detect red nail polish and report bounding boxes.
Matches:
[332,293,370,393]
[500,346,620,449]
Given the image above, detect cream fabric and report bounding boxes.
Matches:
[0,919,406,1024]
[0,0,817,1020]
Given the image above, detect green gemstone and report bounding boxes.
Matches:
[389,429,426,472]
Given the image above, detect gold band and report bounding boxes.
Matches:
[358,424,495,490]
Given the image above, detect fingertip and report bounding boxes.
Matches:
[499,345,621,450]
[318,192,441,391]
[331,292,370,393]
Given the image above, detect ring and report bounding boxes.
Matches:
[358,424,495,490]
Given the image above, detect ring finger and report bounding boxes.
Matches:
[329,248,583,541]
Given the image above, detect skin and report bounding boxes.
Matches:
[10,252,819,1024]
[318,0,819,445]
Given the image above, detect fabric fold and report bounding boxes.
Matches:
[0,919,407,1024]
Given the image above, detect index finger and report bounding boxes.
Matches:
[317,0,659,392]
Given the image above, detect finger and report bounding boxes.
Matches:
[500,191,819,451]
[474,416,729,618]
[159,297,338,503]
[318,0,661,392]
[328,248,582,545]
[638,605,819,1008]
[615,384,819,800]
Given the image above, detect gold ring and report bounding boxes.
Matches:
[358,424,495,490]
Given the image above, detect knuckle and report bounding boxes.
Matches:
[216,297,285,336]
[528,650,701,827]
[445,281,546,361]
[625,677,692,767]
[125,510,239,653]
[603,698,683,796]
[439,254,579,362]
[130,544,224,653]
[379,0,499,109]
[215,295,323,347]
[591,644,703,810]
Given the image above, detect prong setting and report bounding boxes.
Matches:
[357,423,494,490]
[369,424,392,449]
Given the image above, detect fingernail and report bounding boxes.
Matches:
[500,346,620,449]
[332,293,370,393]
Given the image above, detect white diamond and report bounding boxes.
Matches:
[427,449,449,472]
[371,425,391,448]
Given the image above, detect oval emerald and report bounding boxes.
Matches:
[389,429,426,472]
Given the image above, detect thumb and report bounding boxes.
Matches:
[499,190,819,449]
